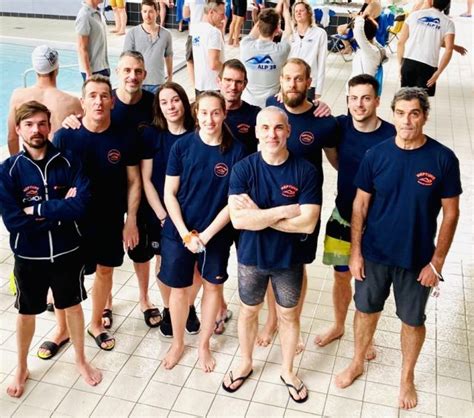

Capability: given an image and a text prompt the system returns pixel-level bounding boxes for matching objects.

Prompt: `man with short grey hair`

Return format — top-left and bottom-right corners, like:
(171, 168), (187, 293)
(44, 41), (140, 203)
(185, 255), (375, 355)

(75, 0), (110, 80)
(335, 87), (462, 410)
(223, 106), (321, 403)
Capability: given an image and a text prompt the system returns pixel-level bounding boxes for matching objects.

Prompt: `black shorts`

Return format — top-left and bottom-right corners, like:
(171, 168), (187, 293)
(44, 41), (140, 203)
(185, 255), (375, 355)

(401, 58), (437, 97)
(232, 0), (247, 17)
(14, 252), (87, 315)
(185, 35), (193, 62)
(127, 205), (158, 263)
(238, 263), (304, 308)
(84, 213), (125, 272)
(354, 259), (431, 326)
(159, 235), (231, 288)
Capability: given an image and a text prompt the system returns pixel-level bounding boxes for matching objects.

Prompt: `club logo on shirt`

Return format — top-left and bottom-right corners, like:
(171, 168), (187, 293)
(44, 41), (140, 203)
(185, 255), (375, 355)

(107, 149), (121, 164)
(299, 131), (315, 145)
(417, 16), (441, 29)
(192, 36), (200, 46)
(416, 172), (436, 186)
(22, 185), (42, 202)
(214, 163), (229, 177)
(245, 55), (277, 70)
(237, 123), (251, 133)
(281, 184), (299, 198)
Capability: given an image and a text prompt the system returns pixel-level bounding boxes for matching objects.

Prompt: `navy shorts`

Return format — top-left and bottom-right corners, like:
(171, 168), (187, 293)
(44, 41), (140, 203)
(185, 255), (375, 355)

(354, 260), (431, 327)
(159, 236), (231, 288)
(14, 251), (87, 315)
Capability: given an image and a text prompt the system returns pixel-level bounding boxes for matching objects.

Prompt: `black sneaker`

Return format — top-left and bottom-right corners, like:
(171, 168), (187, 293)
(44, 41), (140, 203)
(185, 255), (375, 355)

(185, 305), (201, 334)
(159, 307), (173, 338)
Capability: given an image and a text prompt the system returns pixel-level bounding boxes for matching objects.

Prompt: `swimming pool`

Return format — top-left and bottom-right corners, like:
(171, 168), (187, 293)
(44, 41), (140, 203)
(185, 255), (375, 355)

(0, 41), (118, 148)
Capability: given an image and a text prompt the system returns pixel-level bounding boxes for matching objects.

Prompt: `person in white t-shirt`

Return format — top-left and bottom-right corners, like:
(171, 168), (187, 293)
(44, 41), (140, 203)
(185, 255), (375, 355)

(183, 0), (206, 88)
(397, 0), (455, 96)
(288, 0), (327, 100)
(191, 0), (226, 94)
(240, 8), (291, 108)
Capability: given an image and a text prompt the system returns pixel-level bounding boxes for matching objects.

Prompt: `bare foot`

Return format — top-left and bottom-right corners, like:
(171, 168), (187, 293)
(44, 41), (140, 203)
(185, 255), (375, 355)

(223, 362), (253, 391)
(334, 362), (364, 388)
(295, 335), (305, 355)
(314, 326), (344, 347)
(7, 368), (29, 398)
(399, 379), (417, 409)
(256, 321), (277, 347)
(77, 361), (102, 386)
(163, 343), (184, 370)
(365, 340), (377, 361)
(198, 346), (216, 373)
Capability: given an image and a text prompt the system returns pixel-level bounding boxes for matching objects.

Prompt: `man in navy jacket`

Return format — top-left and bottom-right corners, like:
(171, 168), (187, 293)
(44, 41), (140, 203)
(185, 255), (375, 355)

(0, 101), (102, 398)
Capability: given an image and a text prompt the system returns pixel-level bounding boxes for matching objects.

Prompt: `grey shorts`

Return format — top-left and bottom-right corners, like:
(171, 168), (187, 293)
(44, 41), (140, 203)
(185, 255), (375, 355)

(354, 259), (431, 326)
(238, 263), (304, 308)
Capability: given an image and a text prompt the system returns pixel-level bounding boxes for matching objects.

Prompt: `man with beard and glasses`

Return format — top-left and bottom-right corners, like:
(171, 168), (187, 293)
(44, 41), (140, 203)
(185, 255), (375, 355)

(0, 101), (102, 398)
(316, 74), (395, 355)
(217, 59), (261, 155)
(260, 58), (338, 350)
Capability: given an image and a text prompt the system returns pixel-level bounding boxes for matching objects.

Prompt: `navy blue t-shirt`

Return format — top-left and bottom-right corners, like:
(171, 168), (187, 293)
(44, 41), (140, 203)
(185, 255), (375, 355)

(355, 137), (462, 271)
(336, 115), (396, 221)
(265, 97), (339, 180)
(225, 101), (261, 154)
(229, 152), (322, 269)
(163, 132), (247, 242)
(53, 125), (140, 214)
(111, 89), (154, 130)
(141, 126), (193, 202)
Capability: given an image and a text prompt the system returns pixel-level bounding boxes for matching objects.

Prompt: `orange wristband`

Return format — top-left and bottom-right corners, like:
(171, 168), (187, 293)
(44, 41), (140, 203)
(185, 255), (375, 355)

(182, 230), (199, 245)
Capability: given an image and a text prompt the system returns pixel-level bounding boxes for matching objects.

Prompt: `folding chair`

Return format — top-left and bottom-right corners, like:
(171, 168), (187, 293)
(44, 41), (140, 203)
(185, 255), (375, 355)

(386, 14), (406, 53)
(329, 31), (356, 62)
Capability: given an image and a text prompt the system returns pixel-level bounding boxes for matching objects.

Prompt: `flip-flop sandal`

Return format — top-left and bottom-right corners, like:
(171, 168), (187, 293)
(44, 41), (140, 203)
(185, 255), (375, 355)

(37, 338), (70, 360)
(102, 309), (113, 329)
(87, 329), (115, 351)
(214, 319), (226, 335)
(223, 309), (233, 323)
(222, 369), (253, 393)
(143, 307), (162, 328)
(280, 375), (309, 403)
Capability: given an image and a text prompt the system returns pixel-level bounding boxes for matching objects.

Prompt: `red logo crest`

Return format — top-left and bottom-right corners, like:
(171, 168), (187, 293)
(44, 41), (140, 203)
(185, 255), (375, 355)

(281, 184), (299, 198)
(214, 163), (229, 177)
(237, 123), (250, 134)
(107, 149), (121, 164)
(23, 185), (39, 197)
(299, 131), (314, 145)
(416, 172), (436, 186)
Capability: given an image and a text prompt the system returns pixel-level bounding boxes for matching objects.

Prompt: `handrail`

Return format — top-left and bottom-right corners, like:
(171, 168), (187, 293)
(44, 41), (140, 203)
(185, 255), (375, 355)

(23, 64), (79, 87)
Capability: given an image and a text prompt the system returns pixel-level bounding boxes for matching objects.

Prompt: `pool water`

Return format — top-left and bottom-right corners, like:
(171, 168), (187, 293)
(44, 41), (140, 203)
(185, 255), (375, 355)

(0, 42), (118, 148)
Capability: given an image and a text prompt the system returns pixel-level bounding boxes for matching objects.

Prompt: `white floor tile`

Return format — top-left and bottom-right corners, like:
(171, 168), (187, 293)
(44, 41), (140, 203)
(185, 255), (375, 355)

(56, 389), (101, 417)
(172, 387), (214, 416)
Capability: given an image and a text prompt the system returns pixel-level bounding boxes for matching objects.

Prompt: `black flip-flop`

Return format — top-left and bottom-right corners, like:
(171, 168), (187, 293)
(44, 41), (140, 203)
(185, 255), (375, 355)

(143, 307), (162, 328)
(87, 329), (115, 351)
(222, 369), (253, 393)
(102, 309), (113, 329)
(37, 338), (70, 360)
(280, 375), (309, 403)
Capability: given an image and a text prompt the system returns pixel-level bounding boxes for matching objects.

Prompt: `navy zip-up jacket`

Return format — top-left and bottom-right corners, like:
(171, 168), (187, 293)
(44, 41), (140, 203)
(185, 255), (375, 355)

(0, 144), (90, 262)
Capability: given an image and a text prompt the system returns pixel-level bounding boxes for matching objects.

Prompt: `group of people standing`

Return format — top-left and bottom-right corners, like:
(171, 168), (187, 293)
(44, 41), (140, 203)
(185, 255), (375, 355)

(1, 0), (464, 412)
